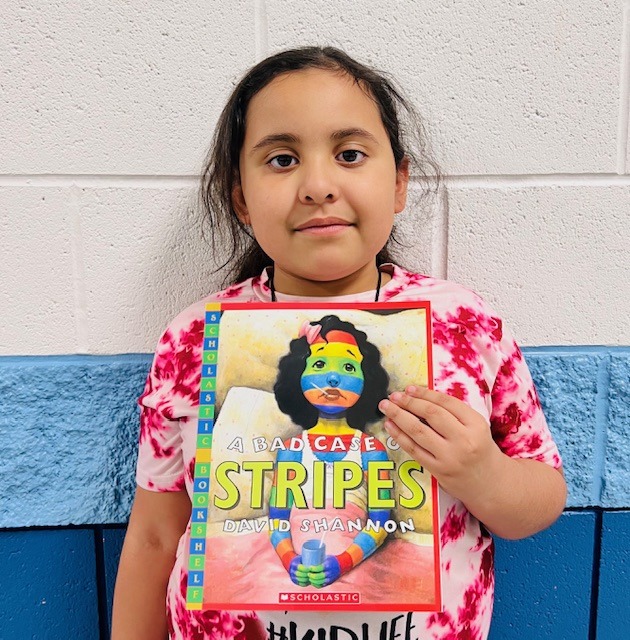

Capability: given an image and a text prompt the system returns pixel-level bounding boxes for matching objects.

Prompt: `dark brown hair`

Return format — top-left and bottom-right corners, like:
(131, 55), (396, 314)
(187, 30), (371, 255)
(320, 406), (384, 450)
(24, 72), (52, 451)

(200, 46), (441, 284)
(274, 315), (390, 430)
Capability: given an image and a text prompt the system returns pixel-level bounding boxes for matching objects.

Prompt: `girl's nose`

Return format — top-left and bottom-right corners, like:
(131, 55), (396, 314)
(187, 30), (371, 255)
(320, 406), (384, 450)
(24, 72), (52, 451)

(326, 372), (340, 387)
(298, 162), (340, 204)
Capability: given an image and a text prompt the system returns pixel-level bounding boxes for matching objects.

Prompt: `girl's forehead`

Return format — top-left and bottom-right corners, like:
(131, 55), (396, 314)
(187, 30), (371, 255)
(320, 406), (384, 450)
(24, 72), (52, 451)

(244, 68), (385, 137)
(308, 341), (364, 361)
(258, 67), (357, 94)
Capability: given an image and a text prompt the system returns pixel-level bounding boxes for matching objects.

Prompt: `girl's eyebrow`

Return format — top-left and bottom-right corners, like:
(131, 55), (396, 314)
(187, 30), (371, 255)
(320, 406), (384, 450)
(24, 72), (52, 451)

(331, 128), (380, 145)
(251, 133), (300, 153)
(250, 128), (380, 154)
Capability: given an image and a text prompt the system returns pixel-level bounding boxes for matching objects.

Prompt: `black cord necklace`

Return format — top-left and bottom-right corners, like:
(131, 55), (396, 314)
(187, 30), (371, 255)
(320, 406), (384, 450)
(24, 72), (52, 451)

(268, 266), (383, 302)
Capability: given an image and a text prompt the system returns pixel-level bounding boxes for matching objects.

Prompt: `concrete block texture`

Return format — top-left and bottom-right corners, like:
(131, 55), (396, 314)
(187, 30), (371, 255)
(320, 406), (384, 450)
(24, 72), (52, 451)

(78, 186), (223, 354)
(597, 511), (630, 639)
(1, 0), (256, 174)
(90, 182), (444, 354)
(602, 353), (630, 507)
(266, 0), (621, 175)
(5, 182), (626, 354)
(447, 185), (630, 345)
(0, 185), (227, 356)
(625, 4), (630, 174)
(0, 187), (77, 354)
(383, 182), (444, 278)
(491, 512), (595, 639)
(1, 348), (624, 529)
(526, 351), (600, 507)
(1, 182), (442, 356)
(0, 529), (99, 639)
(102, 528), (126, 638)
(0, 355), (150, 527)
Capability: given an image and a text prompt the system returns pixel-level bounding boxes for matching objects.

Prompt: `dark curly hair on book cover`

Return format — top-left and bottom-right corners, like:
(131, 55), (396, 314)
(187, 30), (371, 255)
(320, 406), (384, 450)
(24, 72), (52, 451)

(273, 315), (390, 430)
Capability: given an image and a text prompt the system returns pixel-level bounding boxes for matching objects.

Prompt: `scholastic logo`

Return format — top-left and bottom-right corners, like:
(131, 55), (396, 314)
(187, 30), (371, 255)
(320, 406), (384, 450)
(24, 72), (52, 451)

(278, 592), (360, 604)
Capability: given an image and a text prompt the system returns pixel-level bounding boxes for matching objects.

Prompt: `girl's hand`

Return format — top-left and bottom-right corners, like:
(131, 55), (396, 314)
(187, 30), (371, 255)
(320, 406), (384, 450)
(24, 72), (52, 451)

(288, 555), (342, 588)
(379, 385), (503, 504)
(307, 555), (342, 588)
(288, 555), (310, 587)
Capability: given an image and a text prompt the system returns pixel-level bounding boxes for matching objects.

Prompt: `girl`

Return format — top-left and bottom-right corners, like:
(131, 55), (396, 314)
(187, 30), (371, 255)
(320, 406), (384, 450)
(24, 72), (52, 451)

(112, 46), (566, 640)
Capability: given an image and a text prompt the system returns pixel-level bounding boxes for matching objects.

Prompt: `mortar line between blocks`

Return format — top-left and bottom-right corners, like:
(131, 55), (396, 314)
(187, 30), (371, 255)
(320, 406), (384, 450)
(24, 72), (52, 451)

(588, 510), (603, 640)
(254, 0), (269, 61)
(0, 175), (199, 188)
(93, 527), (110, 640)
(443, 173), (630, 189)
(617, 1), (630, 174)
(69, 186), (89, 353)
(2, 173), (630, 189)
(592, 356), (611, 505)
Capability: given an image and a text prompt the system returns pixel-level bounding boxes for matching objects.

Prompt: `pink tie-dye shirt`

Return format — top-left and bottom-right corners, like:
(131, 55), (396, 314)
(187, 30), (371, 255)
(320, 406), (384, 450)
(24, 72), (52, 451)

(136, 264), (562, 640)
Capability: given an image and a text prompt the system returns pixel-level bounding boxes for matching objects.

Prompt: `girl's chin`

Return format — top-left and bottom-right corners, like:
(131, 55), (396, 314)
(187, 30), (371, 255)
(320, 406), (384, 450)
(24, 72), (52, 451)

(271, 262), (379, 295)
(316, 407), (349, 416)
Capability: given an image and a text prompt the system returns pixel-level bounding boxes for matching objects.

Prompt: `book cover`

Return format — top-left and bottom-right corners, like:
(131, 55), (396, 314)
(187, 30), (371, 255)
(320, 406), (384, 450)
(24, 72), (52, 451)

(186, 301), (441, 611)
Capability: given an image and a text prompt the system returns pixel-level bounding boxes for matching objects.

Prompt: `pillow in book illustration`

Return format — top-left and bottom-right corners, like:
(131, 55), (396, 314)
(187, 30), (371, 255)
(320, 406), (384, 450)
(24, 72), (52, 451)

(208, 386), (300, 523)
(215, 308), (429, 409)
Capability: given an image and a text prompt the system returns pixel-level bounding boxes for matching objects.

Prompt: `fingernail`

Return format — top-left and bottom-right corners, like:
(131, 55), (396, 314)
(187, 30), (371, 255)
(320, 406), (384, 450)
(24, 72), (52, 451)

(406, 385), (418, 394)
(383, 420), (394, 431)
(379, 399), (390, 411)
(389, 391), (403, 402)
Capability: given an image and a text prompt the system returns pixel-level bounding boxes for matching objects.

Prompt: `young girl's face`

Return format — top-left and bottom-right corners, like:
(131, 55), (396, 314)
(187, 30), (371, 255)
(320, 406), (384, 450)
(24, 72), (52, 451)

(300, 339), (365, 416)
(235, 68), (409, 296)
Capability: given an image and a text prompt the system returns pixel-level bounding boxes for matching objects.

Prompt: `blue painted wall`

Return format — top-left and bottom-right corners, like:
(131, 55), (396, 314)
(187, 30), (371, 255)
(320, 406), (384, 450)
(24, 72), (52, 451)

(0, 348), (628, 638)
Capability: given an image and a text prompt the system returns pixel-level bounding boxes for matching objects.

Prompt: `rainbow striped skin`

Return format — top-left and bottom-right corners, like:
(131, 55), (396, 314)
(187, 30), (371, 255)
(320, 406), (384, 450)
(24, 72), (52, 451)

(302, 388), (362, 414)
(300, 349), (364, 416)
(269, 432), (392, 587)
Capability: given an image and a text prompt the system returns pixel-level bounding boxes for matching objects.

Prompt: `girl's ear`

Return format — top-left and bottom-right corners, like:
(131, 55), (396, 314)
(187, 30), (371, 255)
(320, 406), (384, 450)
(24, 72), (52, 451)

(394, 157), (410, 214)
(232, 183), (250, 225)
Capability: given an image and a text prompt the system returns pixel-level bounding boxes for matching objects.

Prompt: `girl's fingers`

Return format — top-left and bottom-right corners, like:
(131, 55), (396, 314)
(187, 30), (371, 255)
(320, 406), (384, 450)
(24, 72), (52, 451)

(384, 391), (460, 439)
(404, 385), (482, 426)
(379, 399), (443, 455)
(382, 419), (436, 465)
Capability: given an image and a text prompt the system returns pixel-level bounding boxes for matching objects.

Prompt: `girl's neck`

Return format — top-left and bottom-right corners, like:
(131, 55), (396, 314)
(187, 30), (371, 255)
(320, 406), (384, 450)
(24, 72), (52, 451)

(309, 417), (355, 435)
(269, 263), (390, 299)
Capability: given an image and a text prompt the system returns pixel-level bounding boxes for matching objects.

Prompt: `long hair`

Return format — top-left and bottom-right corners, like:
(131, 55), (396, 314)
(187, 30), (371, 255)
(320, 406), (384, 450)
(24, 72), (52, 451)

(273, 315), (389, 430)
(200, 46), (442, 284)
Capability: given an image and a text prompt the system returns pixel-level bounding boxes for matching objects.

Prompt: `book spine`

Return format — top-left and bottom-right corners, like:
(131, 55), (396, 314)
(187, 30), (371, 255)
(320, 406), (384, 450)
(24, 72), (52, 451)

(186, 303), (222, 609)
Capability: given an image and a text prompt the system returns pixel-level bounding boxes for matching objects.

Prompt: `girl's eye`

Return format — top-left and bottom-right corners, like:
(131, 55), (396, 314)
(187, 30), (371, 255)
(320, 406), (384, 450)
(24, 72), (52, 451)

(268, 154), (298, 169)
(337, 149), (366, 164)
(343, 363), (357, 373)
(312, 360), (326, 370)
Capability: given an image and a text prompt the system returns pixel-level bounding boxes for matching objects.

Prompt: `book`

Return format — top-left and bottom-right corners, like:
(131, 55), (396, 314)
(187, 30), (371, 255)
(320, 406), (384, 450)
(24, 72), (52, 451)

(186, 301), (441, 612)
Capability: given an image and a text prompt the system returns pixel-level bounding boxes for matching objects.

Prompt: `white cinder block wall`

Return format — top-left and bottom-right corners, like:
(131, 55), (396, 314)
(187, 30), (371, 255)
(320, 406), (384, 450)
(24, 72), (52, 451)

(2, 0), (629, 355)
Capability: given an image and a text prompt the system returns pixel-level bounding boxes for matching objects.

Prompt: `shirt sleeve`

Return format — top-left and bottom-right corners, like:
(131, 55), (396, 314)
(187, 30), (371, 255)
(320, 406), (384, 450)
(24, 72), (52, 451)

(490, 324), (562, 469)
(135, 315), (204, 491)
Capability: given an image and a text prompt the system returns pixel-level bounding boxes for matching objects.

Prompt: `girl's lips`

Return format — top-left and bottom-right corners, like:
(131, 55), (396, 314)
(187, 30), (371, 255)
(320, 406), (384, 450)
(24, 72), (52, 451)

(297, 223), (351, 236)
(295, 218), (353, 236)
(319, 388), (343, 400)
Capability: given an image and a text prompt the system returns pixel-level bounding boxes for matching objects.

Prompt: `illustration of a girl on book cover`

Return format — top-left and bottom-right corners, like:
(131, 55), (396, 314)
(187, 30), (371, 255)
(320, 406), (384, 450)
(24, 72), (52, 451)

(270, 315), (392, 588)
(198, 306), (439, 610)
